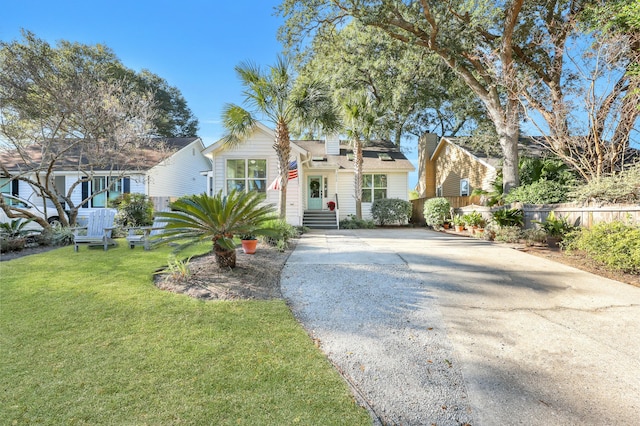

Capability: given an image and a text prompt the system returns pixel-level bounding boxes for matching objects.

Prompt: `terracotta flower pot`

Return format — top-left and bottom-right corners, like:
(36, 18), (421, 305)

(241, 239), (258, 254)
(455, 225), (465, 232)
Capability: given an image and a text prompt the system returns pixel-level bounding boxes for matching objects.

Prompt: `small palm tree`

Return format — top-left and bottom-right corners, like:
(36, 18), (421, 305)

(155, 191), (276, 269)
(221, 55), (337, 219)
(341, 93), (378, 219)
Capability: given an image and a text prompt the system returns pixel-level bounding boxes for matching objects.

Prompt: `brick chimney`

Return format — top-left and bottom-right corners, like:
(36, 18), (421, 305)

(416, 133), (439, 198)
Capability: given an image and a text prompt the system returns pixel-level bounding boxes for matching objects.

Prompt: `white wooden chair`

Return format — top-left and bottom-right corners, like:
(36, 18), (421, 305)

(73, 209), (117, 252)
(126, 215), (167, 250)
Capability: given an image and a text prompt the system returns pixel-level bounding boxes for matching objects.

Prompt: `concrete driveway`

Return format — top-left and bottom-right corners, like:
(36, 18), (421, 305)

(281, 228), (640, 425)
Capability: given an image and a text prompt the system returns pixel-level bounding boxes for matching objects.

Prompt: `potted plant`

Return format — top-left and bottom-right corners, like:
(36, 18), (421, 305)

(534, 211), (573, 248)
(327, 201), (336, 211)
(462, 211), (483, 233)
(240, 234), (258, 254)
(452, 214), (465, 232)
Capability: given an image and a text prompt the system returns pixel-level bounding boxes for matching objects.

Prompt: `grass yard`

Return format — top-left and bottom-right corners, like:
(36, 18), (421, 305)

(0, 242), (370, 425)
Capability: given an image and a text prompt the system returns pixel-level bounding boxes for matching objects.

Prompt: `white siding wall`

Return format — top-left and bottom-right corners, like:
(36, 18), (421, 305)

(147, 141), (210, 197)
(208, 131), (302, 225)
(337, 171), (409, 220)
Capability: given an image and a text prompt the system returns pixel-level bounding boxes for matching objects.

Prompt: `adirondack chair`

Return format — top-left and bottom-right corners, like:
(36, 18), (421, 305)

(73, 209), (117, 252)
(125, 215), (168, 250)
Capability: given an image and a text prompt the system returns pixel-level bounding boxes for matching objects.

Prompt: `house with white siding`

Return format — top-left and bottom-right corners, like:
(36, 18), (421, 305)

(203, 122), (415, 228)
(1, 137), (210, 222)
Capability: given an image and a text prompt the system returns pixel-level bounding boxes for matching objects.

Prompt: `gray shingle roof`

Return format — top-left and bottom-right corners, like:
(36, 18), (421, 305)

(293, 140), (415, 171)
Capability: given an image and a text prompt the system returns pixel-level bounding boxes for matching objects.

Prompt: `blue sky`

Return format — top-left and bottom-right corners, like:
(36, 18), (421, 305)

(2, 0), (286, 146)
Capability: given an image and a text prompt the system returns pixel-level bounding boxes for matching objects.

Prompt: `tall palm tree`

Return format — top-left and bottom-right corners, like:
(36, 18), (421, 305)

(155, 191), (276, 268)
(341, 93), (378, 219)
(221, 55), (337, 219)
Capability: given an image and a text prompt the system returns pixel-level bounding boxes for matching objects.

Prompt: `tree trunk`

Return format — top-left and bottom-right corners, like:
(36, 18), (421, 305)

(354, 138), (363, 219)
(214, 242), (237, 269)
(274, 119), (291, 220)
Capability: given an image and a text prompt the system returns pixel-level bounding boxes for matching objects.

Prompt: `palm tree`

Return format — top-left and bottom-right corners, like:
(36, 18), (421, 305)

(341, 93), (378, 219)
(221, 55), (337, 219)
(155, 190), (276, 269)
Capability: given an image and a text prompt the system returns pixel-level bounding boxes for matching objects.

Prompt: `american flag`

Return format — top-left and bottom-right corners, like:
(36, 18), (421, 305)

(288, 160), (298, 180)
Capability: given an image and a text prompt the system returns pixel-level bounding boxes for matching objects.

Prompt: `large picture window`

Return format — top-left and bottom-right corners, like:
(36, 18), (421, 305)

(88, 177), (128, 207)
(362, 174), (387, 203)
(226, 159), (267, 193)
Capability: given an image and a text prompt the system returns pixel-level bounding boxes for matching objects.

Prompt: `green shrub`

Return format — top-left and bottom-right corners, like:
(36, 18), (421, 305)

(0, 236), (26, 253)
(565, 221), (640, 274)
(504, 180), (570, 204)
(522, 228), (547, 246)
(569, 164), (640, 203)
(462, 210), (484, 227)
(340, 215), (376, 229)
(261, 218), (300, 250)
(372, 198), (412, 226)
(0, 218), (35, 238)
(49, 225), (75, 246)
(423, 197), (451, 228)
(112, 193), (154, 228)
(492, 225), (522, 243)
(534, 211), (574, 238)
(492, 208), (524, 227)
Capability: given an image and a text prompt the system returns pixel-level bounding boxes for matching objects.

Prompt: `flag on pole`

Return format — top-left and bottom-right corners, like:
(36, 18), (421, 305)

(267, 176), (282, 191)
(288, 160), (298, 180)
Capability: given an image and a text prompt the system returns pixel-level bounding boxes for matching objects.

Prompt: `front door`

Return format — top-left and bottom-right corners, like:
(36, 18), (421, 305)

(308, 176), (322, 210)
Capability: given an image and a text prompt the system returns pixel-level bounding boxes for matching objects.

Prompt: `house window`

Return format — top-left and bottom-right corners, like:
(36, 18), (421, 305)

(0, 178), (11, 194)
(89, 177), (128, 207)
(226, 159), (267, 193)
(362, 174), (387, 203)
(460, 178), (470, 196)
(436, 185), (443, 197)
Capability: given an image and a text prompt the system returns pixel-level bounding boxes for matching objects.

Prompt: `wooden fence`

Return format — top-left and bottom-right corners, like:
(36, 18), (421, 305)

(410, 196), (481, 225)
(456, 202), (640, 229)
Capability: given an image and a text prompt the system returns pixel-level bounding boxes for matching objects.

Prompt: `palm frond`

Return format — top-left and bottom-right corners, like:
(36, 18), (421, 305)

(220, 103), (256, 148)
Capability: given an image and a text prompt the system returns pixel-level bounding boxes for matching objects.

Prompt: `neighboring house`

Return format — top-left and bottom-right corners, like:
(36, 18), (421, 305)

(416, 134), (546, 201)
(203, 122), (415, 227)
(0, 137), (211, 219)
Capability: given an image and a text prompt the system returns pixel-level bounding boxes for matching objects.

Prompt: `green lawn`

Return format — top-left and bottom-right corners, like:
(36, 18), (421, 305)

(0, 242), (369, 425)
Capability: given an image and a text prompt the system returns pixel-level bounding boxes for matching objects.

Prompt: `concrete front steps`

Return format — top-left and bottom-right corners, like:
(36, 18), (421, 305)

(303, 210), (338, 229)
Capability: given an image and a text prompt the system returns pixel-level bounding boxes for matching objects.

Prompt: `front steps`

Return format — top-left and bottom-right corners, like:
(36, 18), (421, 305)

(303, 210), (338, 229)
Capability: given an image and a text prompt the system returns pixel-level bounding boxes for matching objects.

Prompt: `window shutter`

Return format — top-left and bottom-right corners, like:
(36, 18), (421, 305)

(123, 177), (130, 193)
(81, 181), (89, 208)
(12, 180), (19, 196)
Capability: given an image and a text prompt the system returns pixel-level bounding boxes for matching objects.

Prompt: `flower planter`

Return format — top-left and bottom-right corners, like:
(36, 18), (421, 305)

(455, 225), (465, 232)
(241, 239), (258, 254)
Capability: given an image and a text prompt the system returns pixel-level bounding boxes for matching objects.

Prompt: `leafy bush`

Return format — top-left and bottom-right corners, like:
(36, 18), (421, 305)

(112, 193), (154, 228)
(340, 215), (376, 229)
(1, 236), (26, 253)
(492, 225), (522, 243)
(534, 211), (574, 237)
(49, 225), (75, 246)
(261, 218), (300, 250)
(0, 218), (35, 238)
(504, 179), (570, 204)
(565, 221), (640, 274)
(492, 208), (524, 227)
(569, 164), (640, 203)
(372, 198), (412, 226)
(522, 228), (547, 246)
(462, 210), (484, 227)
(423, 197), (451, 228)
